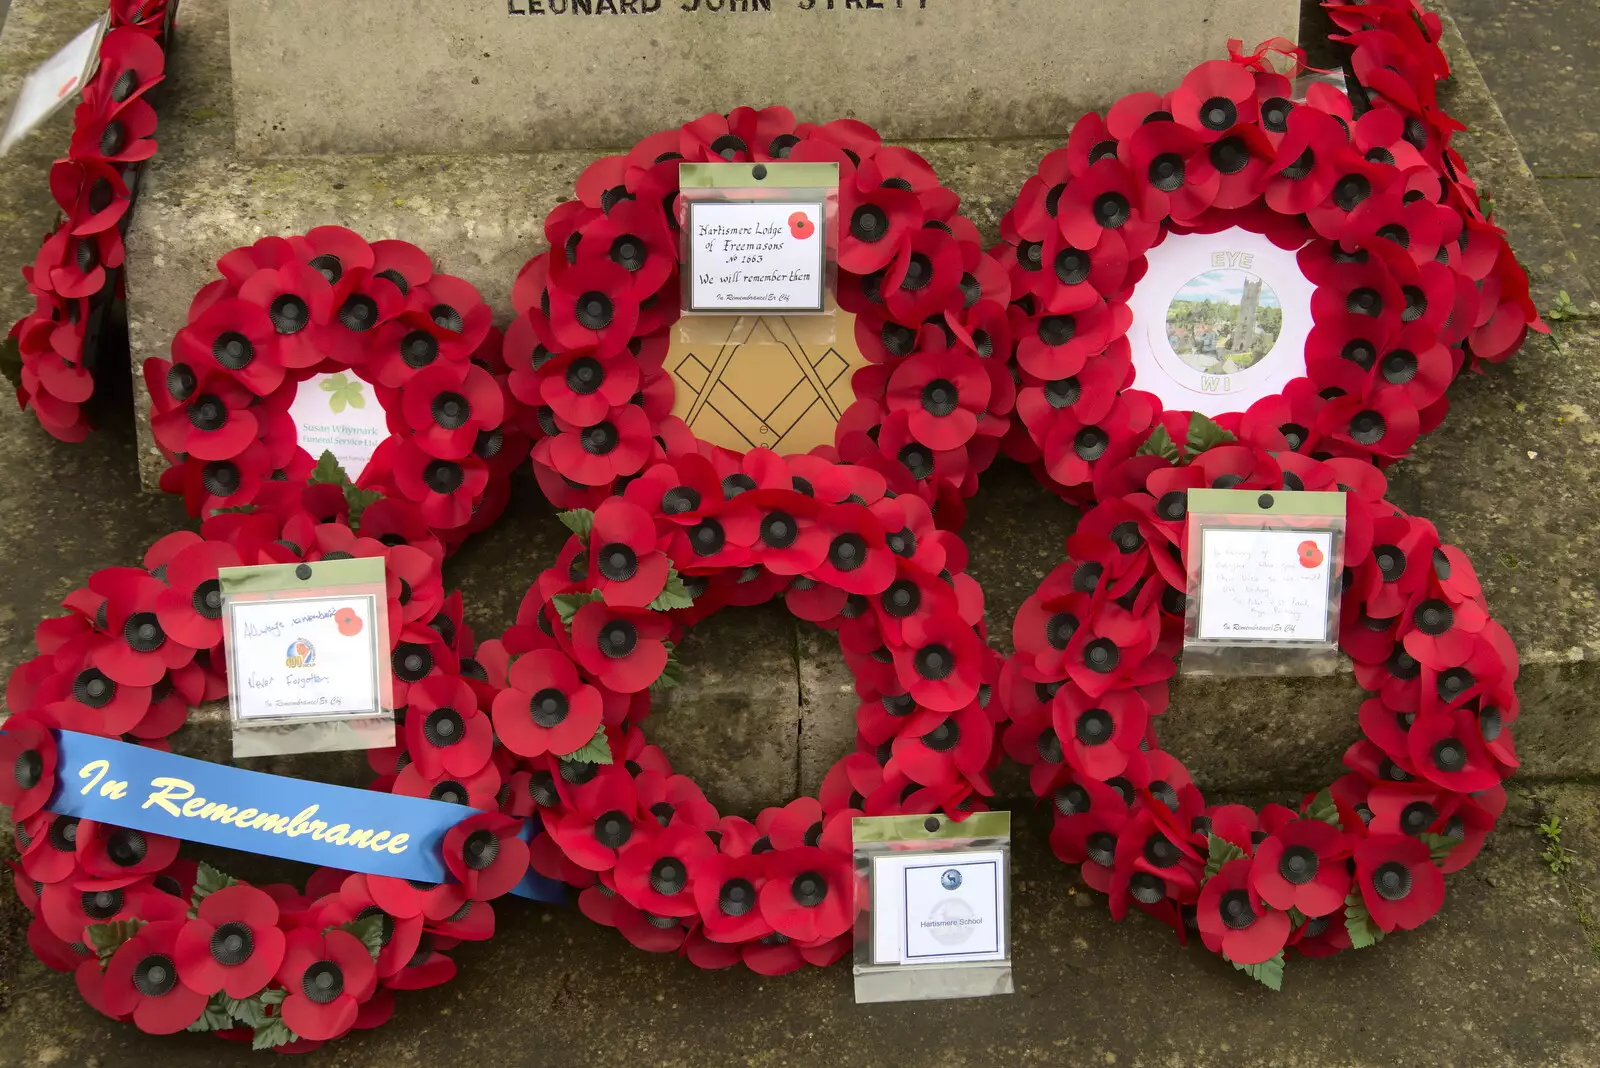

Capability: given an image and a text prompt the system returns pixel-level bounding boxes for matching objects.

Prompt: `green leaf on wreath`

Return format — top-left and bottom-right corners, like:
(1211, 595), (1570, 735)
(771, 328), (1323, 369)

(343, 482), (384, 527)
(1418, 832), (1459, 865)
(186, 994), (239, 1033)
(1344, 888), (1385, 949)
(647, 569), (695, 612)
(224, 993), (269, 1029)
(310, 449), (351, 486)
(1304, 788), (1341, 828)
(189, 861), (238, 916)
(1186, 412), (1237, 457)
(559, 508), (596, 539)
(0, 336), (22, 391)
(1229, 950), (1285, 991)
(649, 642), (685, 695)
(551, 591), (606, 626)
(86, 918), (147, 961)
(1136, 424), (1181, 463)
(252, 1015), (299, 1051)
(340, 913), (387, 961)
(1287, 906), (1308, 930)
(1203, 834), (1246, 880)
(566, 725), (613, 765)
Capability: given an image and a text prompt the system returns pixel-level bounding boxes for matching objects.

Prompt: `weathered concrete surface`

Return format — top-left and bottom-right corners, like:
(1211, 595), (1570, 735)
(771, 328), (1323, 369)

(227, 0), (1300, 158)
(4, 790), (1600, 1065)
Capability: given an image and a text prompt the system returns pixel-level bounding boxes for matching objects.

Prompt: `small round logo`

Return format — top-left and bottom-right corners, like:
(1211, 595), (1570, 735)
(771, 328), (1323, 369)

(284, 638), (316, 668)
(940, 868), (963, 891)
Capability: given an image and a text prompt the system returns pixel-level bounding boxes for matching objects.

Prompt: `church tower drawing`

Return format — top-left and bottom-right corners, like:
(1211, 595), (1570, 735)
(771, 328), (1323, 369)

(1229, 277), (1262, 355)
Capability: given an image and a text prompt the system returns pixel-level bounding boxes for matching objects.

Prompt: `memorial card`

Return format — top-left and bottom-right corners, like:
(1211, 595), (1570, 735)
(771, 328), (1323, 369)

(219, 557), (396, 756)
(687, 200), (826, 313)
(870, 850), (1008, 966)
(1182, 488), (1347, 676)
(0, 17), (108, 155)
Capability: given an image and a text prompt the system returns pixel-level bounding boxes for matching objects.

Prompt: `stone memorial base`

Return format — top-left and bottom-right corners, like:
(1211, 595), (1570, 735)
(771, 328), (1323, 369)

(111, 0), (1600, 812)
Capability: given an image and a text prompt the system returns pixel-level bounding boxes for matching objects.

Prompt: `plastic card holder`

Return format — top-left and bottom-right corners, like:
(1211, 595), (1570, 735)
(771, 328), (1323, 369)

(219, 557), (395, 758)
(1182, 488), (1347, 677)
(852, 811), (1013, 1004)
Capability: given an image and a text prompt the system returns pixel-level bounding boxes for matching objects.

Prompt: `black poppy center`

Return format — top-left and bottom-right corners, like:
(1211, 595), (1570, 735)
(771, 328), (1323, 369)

(1093, 192), (1131, 228)
(1083, 638), (1120, 673)
(209, 921), (255, 966)
(661, 486), (700, 515)
(1341, 339), (1376, 370)
(582, 421), (619, 455)
(599, 620), (638, 658)
(791, 871), (828, 908)
(920, 717), (961, 752)
(1220, 889), (1256, 929)
(851, 204), (889, 243)
(1075, 708), (1113, 745)
(595, 810), (632, 849)
(1374, 545), (1406, 582)
(463, 828), (500, 870)
(528, 687), (570, 728)
(1279, 845), (1319, 885)
(882, 580), (921, 618)
(1416, 599), (1453, 635)
(761, 510), (798, 549)
(422, 459), (465, 495)
(1347, 287), (1383, 316)
(211, 329), (255, 372)
(432, 391), (471, 430)
(106, 828), (148, 867)
(123, 612), (165, 653)
(1149, 153), (1186, 192)
(268, 294), (308, 334)
(1209, 136), (1251, 176)
(99, 120), (126, 156)
(899, 253), (933, 292)
(915, 645), (954, 681)
(1348, 410), (1386, 445)
(1334, 174), (1372, 212)
(610, 235), (648, 272)
(401, 330), (438, 369)
(1200, 96), (1238, 130)
(828, 533), (866, 571)
(576, 292), (614, 331)
(13, 749), (42, 791)
(719, 877), (756, 916)
(1382, 349), (1418, 385)
(566, 356), (604, 396)
(650, 857), (688, 895)
(921, 378), (958, 417)
(1373, 861), (1412, 900)
(690, 518), (726, 556)
(133, 953), (178, 997)
(899, 443), (934, 480)
(423, 707), (464, 747)
(1039, 314), (1077, 347)
(302, 960), (345, 1004)
(339, 294), (379, 332)
(600, 543), (639, 582)
(1432, 737), (1467, 773)
(1279, 147), (1315, 181)
(1074, 426), (1109, 461)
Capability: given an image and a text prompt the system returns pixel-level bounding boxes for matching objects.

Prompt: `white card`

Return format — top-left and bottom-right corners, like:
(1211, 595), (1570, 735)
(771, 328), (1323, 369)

(0, 18), (107, 156)
(227, 594), (383, 721)
(871, 850), (1007, 965)
(288, 372), (389, 480)
(1126, 227), (1314, 418)
(687, 201), (825, 313)
(1196, 528), (1334, 642)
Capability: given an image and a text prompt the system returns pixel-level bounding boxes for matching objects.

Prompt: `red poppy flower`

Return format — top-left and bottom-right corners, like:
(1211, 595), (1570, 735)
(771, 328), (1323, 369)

(1263, 107), (1346, 216)
(171, 297), (285, 395)
(757, 846), (853, 944)
(805, 503), (895, 598)
(152, 539), (240, 651)
(387, 439), (489, 530)
(885, 345), (992, 451)
(569, 602), (670, 694)
(403, 675), (492, 780)
(546, 765), (641, 871)
(613, 823), (716, 918)
(889, 610), (983, 713)
(1055, 161), (1162, 257)
(442, 812), (530, 901)
(87, 568), (194, 687)
(1171, 59), (1260, 140)
(50, 158), (130, 237)
(889, 697), (993, 790)
(0, 723), (57, 820)
(171, 884), (287, 998)
(1196, 857), (1290, 965)
(1120, 120), (1216, 223)
(1249, 819), (1352, 918)
(275, 927), (376, 1041)
(538, 403), (654, 488)
(237, 262), (335, 369)
(587, 497), (671, 609)
(492, 648), (604, 759)
(1050, 682), (1149, 782)
(150, 371), (260, 462)
(400, 360), (505, 461)
(1353, 833), (1445, 932)
(75, 820), (181, 879)
(98, 920), (208, 1034)
(690, 851), (774, 943)
(70, 94), (158, 164)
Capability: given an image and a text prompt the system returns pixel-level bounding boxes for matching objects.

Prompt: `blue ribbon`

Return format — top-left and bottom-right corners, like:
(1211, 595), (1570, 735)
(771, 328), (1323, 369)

(43, 730), (564, 904)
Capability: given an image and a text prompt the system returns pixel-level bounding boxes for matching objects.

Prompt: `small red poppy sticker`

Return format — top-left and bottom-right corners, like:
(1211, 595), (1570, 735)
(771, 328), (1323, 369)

(335, 606), (363, 636)
(788, 211), (815, 240)
(1297, 540), (1325, 569)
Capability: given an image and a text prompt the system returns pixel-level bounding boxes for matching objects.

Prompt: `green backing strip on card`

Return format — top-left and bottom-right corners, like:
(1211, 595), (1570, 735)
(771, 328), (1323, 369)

(679, 162), (840, 190)
(1187, 488), (1346, 519)
(852, 811), (1011, 844)
(218, 557), (385, 594)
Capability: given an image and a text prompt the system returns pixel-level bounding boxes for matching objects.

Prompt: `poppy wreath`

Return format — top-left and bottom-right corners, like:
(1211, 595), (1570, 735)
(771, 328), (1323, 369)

(995, 3), (1543, 502)
(5, 0), (175, 442)
(0, 480), (550, 1051)
(999, 437), (1517, 989)
(481, 445), (1004, 974)
(141, 228), (524, 553)
(511, 105), (1015, 531)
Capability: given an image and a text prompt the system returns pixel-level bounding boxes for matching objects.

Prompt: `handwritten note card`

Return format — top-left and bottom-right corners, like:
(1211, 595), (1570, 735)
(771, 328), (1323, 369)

(0, 18), (107, 155)
(1196, 528), (1333, 642)
(228, 594), (383, 721)
(688, 201), (825, 313)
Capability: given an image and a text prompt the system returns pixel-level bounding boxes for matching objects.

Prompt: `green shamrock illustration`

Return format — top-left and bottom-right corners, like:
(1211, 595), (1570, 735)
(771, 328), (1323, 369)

(320, 372), (366, 414)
